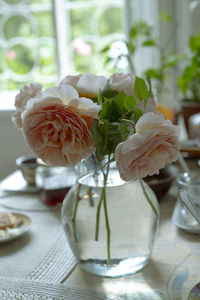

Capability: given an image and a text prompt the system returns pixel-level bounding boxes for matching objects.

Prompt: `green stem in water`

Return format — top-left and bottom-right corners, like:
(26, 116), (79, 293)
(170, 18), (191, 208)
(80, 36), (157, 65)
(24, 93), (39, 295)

(139, 179), (159, 217)
(87, 186), (94, 207)
(94, 154), (111, 264)
(71, 182), (81, 242)
(95, 189), (104, 241)
(102, 184), (111, 264)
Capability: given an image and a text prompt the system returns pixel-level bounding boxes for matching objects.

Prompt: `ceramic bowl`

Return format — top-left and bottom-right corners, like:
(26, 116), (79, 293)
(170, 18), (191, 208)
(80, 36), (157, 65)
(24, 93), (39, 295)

(144, 164), (178, 201)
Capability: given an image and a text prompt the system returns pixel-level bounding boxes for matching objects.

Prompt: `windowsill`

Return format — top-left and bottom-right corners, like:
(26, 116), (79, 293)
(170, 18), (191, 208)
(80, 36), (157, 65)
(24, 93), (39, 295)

(0, 91), (16, 112)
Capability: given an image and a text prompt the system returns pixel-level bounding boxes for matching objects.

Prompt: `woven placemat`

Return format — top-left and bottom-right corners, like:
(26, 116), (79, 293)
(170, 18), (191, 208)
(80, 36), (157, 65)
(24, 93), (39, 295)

(0, 195), (76, 283)
(0, 277), (120, 300)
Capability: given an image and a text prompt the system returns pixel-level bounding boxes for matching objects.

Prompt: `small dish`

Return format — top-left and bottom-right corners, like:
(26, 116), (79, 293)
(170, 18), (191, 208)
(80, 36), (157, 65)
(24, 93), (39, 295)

(0, 170), (39, 193)
(144, 164), (178, 200)
(172, 200), (200, 233)
(0, 213), (31, 243)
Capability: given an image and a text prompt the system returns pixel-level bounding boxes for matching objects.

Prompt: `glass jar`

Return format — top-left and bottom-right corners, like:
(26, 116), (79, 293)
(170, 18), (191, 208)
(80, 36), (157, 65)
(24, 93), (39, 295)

(177, 172), (200, 227)
(61, 163), (159, 277)
(36, 161), (77, 206)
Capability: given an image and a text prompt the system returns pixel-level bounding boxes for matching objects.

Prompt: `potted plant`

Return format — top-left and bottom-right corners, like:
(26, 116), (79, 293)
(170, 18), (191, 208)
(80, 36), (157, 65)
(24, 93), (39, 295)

(100, 13), (182, 103)
(177, 32), (200, 135)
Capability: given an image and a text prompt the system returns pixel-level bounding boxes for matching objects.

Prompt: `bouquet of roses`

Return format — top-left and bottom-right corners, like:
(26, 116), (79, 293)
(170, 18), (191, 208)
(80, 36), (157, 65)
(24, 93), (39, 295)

(12, 72), (179, 178)
(12, 72), (180, 263)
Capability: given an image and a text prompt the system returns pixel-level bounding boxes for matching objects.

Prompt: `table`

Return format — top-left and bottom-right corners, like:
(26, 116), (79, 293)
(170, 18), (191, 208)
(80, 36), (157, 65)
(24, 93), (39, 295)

(0, 160), (200, 300)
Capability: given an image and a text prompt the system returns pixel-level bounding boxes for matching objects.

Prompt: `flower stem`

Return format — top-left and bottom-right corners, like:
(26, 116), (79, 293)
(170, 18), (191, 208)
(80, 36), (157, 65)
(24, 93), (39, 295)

(87, 187), (94, 206)
(95, 189), (104, 241)
(94, 154), (111, 264)
(139, 179), (159, 217)
(71, 183), (81, 242)
(102, 184), (111, 264)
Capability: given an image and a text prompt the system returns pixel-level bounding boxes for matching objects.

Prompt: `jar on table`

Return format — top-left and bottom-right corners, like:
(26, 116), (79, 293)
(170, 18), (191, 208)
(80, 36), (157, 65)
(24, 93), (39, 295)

(176, 172), (200, 227)
(36, 160), (77, 206)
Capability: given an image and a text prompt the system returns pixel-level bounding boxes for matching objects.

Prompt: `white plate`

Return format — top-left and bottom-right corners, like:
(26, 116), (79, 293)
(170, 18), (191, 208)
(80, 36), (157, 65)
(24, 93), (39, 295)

(0, 170), (39, 193)
(172, 200), (200, 233)
(0, 213), (31, 243)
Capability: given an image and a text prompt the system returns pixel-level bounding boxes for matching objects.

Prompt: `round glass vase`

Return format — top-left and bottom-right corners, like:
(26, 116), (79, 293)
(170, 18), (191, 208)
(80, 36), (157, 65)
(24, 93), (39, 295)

(61, 165), (159, 278)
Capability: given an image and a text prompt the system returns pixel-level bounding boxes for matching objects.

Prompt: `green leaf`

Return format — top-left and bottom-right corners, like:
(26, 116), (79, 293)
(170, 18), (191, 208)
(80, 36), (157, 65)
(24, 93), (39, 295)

(177, 77), (188, 95)
(158, 12), (172, 22)
(146, 73), (153, 97)
(99, 98), (112, 120)
(119, 123), (130, 141)
(106, 122), (122, 153)
(110, 92), (127, 120)
(144, 68), (160, 79)
(134, 76), (149, 101)
(97, 91), (103, 105)
(91, 119), (109, 157)
(130, 27), (137, 39)
(102, 90), (118, 98)
(100, 45), (111, 53)
(91, 120), (104, 148)
(143, 40), (155, 47)
(133, 108), (143, 123)
(104, 56), (113, 65)
(123, 96), (137, 110)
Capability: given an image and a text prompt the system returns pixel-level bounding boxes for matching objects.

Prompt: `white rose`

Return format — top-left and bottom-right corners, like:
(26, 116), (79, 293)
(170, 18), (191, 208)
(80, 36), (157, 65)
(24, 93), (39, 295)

(60, 72), (107, 97)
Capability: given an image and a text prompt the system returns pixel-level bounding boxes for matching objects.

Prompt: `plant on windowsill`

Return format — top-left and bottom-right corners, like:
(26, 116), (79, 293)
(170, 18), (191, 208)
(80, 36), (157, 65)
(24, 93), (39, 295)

(100, 13), (183, 103)
(177, 32), (200, 135)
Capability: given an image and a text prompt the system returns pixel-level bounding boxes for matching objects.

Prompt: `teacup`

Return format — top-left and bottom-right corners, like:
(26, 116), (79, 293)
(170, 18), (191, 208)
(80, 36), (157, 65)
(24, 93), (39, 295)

(16, 155), (38, 185)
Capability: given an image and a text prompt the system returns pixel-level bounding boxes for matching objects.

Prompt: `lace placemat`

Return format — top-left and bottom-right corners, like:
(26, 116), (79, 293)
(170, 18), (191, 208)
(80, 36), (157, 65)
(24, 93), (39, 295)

(0, 194), (76, 283)
(0, 277), (120, 300)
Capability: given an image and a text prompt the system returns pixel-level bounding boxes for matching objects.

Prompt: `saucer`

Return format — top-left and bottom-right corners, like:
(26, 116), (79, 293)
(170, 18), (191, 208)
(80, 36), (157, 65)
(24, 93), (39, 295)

(172, 200), (200, 233)
(0, 170), (39, 193)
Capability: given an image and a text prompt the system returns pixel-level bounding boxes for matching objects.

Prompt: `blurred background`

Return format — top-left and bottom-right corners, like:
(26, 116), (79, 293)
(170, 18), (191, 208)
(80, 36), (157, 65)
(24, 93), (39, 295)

(0, 0), (200, 180)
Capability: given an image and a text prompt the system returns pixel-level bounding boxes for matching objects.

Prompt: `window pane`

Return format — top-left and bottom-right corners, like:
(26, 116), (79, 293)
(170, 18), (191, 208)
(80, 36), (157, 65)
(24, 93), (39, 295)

(4, 15), (33, 39)
(0, 0), (57, 91)
(67, 1), (124, 75)
(98, 7), (122, 36)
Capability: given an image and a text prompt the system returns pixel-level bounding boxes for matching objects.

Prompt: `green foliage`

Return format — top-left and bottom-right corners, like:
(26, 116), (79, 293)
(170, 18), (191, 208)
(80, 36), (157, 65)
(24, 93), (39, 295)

(100, 20), (156, 74)
(100, 12), (182, 98)
(178, 32), (200, 102)
(91, 76), (152, 157)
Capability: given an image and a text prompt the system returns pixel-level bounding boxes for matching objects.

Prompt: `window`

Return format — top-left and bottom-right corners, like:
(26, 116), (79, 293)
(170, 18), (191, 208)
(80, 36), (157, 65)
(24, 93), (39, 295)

(0, 0), (57, 92)
(1, 0), (198, 108)
(0, 0), (124, 95)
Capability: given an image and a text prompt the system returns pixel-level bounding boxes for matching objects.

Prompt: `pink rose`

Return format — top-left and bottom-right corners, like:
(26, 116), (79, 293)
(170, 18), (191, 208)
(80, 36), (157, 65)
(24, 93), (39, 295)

(12, 82), (42, 128)
(60, 72), (107, 97)
(109, 73), (157, 113)
(115, 112), (180, 181)
(19, 85), (101, 166)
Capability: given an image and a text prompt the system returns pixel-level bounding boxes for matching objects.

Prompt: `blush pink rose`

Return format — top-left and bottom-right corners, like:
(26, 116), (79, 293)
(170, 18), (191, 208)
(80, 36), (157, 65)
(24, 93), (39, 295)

(115, 112), (180, 181)
(109, 73), (157, 113)
(12, 82), (42, 128)
(18, 85), (101, 166)
(22, 104), (95, 166)
(60, 72), (107, 97)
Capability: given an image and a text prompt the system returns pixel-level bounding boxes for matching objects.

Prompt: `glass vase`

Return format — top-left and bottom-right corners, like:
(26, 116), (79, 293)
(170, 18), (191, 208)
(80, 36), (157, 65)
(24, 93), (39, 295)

(61, 163), (159, 278)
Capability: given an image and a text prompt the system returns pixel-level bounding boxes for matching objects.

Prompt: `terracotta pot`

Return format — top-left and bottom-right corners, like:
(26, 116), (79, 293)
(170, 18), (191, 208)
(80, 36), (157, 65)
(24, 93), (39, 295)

(181, 100), (200, 137)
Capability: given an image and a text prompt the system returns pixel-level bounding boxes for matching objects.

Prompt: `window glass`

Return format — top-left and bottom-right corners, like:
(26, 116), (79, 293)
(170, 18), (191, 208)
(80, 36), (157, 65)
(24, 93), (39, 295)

(0, 0), (123, 93)
(0, 0), (57, 91)
(68, 1), (123, 75)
